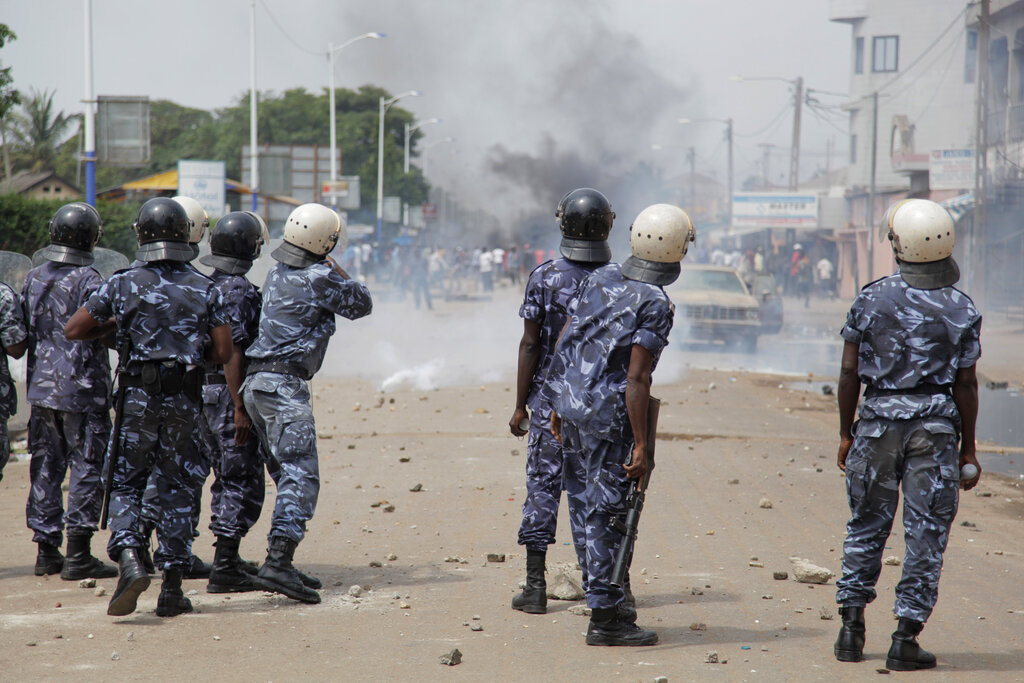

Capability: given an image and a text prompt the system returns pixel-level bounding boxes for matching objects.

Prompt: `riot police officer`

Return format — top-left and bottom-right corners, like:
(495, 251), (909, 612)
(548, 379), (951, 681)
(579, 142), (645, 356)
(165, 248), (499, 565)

(65, 197), (232, 618)
(21, 203), (116, 580)
(242, 203), (372, 604)
(834, 199), (981, 671)
(508, 188), (614, 615)
(547, 204), (695, 646)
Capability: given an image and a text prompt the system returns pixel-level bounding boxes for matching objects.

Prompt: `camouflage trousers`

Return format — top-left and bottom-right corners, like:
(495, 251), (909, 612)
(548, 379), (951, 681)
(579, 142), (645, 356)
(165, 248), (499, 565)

(836, 417), (961, 623)
(517, 410), (565, 551)
(242, 372), (319, 544)
(199, 383), (266, 539)
(106, 387), (200, 570)
(26, 407), (111, 546)
(561, 420), (631, 610)
(140, 425), (207, 539)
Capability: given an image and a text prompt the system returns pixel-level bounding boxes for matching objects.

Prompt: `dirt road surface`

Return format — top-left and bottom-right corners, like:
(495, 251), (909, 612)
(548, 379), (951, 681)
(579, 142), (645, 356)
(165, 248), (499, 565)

(1, 289), (1021, 681)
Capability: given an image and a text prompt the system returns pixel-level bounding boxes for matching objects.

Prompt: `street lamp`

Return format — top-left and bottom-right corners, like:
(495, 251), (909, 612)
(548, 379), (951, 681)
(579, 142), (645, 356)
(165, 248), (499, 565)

(732, 75), (803, 191)
(327, 32), (385, 186)
(678, 117), (734, 228)
(421, 136), (455, 176)
(377, 90), (422, 243)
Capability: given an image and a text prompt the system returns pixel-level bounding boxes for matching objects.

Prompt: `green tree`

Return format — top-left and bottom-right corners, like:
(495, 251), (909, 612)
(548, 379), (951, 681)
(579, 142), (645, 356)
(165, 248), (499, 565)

(0, 24), (21, 191)
(11, 88), (77, 173)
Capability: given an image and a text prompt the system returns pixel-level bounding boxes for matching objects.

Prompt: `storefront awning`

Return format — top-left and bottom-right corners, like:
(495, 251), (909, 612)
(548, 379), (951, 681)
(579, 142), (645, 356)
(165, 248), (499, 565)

(941, 193), (975, 222)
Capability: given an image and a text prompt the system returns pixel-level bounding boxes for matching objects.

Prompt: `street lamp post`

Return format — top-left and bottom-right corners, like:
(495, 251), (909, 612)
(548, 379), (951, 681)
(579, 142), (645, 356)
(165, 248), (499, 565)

(327, 32), (385, 193)
(421, 136), (455, 177)
(678, 117), (734, 228)
(732, 75), (803, 190)
(377, 90), (422, 244)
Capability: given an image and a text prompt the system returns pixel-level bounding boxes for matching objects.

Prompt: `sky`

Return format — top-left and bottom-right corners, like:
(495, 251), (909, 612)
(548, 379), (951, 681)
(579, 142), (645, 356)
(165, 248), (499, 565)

(0, 0), (852, 230)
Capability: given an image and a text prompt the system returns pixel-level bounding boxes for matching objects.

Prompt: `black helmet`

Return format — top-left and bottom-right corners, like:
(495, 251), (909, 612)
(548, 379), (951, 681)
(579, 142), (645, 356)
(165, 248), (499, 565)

(558, 188), (614, 263)
(43, 202), (102, 266)
(199, 211), (265, 275)
(133, 197), (193, 263)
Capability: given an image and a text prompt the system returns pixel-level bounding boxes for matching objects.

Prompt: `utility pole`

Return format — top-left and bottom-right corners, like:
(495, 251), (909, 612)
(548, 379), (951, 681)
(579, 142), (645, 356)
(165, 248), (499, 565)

(973, 0), (990, 303)
(759, 143), (774, 188)
(249, 0), (258, 211)
(82, 0), (95, 206)
(867, 90), (878, 281)
(789, 76), (803, 191)
(726, 118), (734, 229)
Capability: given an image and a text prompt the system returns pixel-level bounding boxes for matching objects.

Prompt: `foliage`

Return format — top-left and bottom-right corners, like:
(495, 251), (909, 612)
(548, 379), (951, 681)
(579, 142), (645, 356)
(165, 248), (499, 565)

(10, 88), (77, 173)
(0, 193), (141, 258)
(0, 24), (19, 127)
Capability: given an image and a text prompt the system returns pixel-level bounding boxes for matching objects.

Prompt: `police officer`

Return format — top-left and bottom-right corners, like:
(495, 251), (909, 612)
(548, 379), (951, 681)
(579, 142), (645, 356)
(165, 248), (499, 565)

(547, 204), (695, 646)
(21, 203), (116, 580)
(242, 203), (372, 604)
(196, 212), (268, 593)
(834, 199), (981, 671)
(0, 266), (26, 486)
(65, 197), (232, 618)
(508, 188), (614, 615)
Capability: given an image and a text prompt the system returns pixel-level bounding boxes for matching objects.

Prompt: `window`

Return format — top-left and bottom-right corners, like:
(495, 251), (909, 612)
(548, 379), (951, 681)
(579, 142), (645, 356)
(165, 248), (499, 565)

(965, 29), (977, 83)
(850, 134), (858, 164)
(872, 35), (898, 72)
(854, 37), (864, 74)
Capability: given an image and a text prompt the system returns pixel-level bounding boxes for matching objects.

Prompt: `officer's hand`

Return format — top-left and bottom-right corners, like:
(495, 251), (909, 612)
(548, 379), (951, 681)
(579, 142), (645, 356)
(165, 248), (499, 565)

(837, 436), (853, 472)
(234, 406), (252, 446)
(623, 443), (648, 480)
(510, 407), (528, 437)
(959, 444), (982, 491)
(550, 412), (562, 443)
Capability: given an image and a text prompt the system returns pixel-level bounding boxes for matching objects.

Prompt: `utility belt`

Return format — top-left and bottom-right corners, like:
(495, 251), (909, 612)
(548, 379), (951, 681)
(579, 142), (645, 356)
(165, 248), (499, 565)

(120, 361), (204, 402)
(246, 360), (310, 381)
(864, 383), (952, 399)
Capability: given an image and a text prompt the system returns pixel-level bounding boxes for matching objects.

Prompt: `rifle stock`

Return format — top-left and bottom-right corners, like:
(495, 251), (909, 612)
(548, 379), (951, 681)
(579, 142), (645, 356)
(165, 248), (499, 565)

(100, 342), (129, 530)
(611, 396), (660, 588)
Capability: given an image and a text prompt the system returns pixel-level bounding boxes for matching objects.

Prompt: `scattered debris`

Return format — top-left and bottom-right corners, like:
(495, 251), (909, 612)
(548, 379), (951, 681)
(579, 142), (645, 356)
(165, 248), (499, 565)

(727, 479), (740, 485)
(820, 607), (834, 620)
(654, 677), (669, 683)
(444, 556), (469, 564)
(705, 651), (719, 663)
(486, 553), (506, 563)
(759, 498), (773, 509)
(94, 587), (106, 597)
(510, 449), (520, 456)
(690, 622), (707, 631)
(976, 491), (992, 498)
(348, 585), (363, 597)
(369, 561), (382, 568)
(126, 632), (135, 642)
(547, 570), (585, 601)
(883, 556), (901, 566)
(79, 578), (96, 589)
(705, 530), (715, 535)
(691, 587), (704, 596)
(399, 456), (410, 462)
(773, 571), (789, 581)
(383, 504), (395, 513)
(876, 668), (891, 675)
(821, 385), (834, 396)
(789, 557), (835, 584)
(409, 483), (422, 492)
(762, 594), (774, 600)
(469, 623), (483, 632)
(386, 553), (398, 561)
(749, 561), (764, 568)
(317, 432), (333, 440)
(961, 520), (977, 528)
(439, 648), (462, 666)
(400, 602), (411, 609)
(567, 605), (592, 617)
(347, 444), (356, 450)
(111, 651), (119, 661)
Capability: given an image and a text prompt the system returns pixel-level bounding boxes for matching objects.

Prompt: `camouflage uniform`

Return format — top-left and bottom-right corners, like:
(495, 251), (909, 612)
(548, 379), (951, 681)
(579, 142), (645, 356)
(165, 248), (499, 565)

(200, 270), (265, 539)
(242, 261), (371, 544)
(544, 264), (674, 609)
(0, 282), (27, 481)
(517, 258), (600, 552)
(86, 261), (228, 570)
(836, 274), (981, 623)
(21, 262), (111, 546)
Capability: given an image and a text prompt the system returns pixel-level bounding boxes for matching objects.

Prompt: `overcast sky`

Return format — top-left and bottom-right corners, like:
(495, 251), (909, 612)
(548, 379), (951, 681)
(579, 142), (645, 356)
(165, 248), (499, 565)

(1, 0), (851, 223)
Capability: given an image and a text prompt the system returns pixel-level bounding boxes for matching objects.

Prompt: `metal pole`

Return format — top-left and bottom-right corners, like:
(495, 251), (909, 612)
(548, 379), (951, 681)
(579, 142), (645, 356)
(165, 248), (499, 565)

(376, 96), (386, 244)
(404, 122), (411, 174)
(328, 42), (337, 182)
(249, 0), (258, 211)
(726, 118), (734, 229)
(867, 90), (878, 281)
(974, 0), (990, 303)
(82, 0), (96, 207)
(790, 76), (803, 191)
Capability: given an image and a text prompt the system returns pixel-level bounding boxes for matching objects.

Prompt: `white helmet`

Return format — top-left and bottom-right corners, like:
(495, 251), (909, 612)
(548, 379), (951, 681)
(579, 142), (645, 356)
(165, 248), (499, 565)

(621, 203), (696, 285)
(885, 198), (959, 289)
(272, 203), (347, 267)
(171, 196), (210, 257)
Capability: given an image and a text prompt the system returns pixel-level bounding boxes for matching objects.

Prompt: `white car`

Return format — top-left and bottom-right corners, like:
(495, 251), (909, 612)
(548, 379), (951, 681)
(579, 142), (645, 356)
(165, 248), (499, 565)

(667, 265), (761, 352)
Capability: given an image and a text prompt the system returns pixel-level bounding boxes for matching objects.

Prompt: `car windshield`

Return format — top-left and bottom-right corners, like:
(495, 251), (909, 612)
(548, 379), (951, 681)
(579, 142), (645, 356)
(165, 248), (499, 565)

(677, 269), (748, 294)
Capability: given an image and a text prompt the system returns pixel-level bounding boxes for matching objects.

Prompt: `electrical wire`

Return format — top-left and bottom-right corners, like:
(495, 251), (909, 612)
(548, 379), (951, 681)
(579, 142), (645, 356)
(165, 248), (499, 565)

(909, 27), (964, 124)
(258, 0), (322, 57)
(735, 100), (792, 138)
(873, 5), (969, 95)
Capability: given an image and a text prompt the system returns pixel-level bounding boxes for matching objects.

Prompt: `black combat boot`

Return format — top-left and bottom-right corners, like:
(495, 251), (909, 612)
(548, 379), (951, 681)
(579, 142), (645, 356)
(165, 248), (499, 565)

(618, 570), (637, 624)
(107, 548), (151, 616)
(34, 541), (65, 576)
(61, 532), (117, 580)
(155, 568), (193, 617)
(184, 552), (211, 580)
(139, 520), (156, 575)
(834, 605), (866, 662)
(511, 549), (547, 614)
(886, 617), (937, 671)
(239, 546), (319, 588)
(585, 606), (658, 646)
(252, 536), (320, 604)
(207, 536), (256, 593)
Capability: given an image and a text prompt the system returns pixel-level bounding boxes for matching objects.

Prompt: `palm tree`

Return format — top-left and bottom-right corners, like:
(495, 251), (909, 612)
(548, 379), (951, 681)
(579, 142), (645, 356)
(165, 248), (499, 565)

(12, 88), (78, 173)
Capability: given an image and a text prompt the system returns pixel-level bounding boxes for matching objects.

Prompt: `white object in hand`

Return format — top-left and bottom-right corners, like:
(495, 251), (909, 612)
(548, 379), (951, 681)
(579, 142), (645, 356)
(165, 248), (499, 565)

(961, 463), (979, 481)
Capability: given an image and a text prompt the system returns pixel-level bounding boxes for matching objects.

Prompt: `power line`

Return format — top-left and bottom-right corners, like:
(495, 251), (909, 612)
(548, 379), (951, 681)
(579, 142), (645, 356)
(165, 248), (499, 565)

(735, 100), (791, 138)
(258, 0), (322, 57)
(872, 5), (969, 97)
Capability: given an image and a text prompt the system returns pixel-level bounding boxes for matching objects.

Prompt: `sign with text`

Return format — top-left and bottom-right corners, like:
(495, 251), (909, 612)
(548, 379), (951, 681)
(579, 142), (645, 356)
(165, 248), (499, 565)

(383, 196), (402, 223)
(732, 192), (818, 229)
(929, 149), (975, 191)
(321, 175), (360, 210)
(177, 160), (226, 219)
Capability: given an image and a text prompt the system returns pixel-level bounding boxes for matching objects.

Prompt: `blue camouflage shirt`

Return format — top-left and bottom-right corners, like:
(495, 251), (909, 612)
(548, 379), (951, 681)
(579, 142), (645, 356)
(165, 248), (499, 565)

(22, 262), (111, 412)
(841, 273), (981, 421)
(246, 261), (373, 379)
(520, 258), (602, 416)
(544, 263), (674, 441)
(86, 262), (230, 371)
(206, 270), (262, 379)
(0, 282), (27, 418)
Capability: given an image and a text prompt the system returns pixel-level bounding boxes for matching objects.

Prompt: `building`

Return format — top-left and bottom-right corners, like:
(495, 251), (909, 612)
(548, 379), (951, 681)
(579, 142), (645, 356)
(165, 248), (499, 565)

(2, 170), (81, 200)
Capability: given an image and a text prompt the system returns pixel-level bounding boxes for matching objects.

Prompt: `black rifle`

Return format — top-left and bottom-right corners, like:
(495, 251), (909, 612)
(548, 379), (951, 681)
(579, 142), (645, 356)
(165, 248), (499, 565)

(100, 338), (130, 530)
(611, 395), (660, 588)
